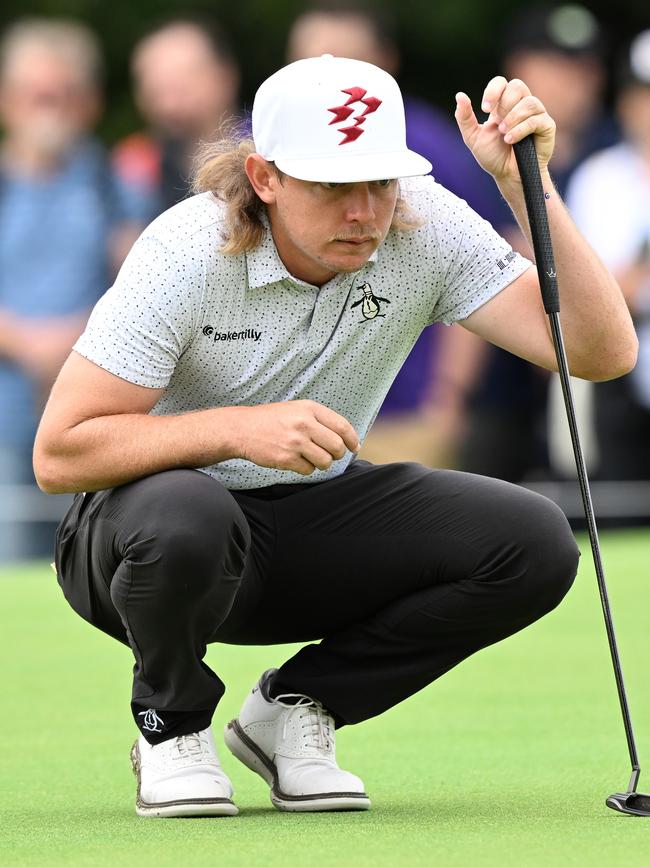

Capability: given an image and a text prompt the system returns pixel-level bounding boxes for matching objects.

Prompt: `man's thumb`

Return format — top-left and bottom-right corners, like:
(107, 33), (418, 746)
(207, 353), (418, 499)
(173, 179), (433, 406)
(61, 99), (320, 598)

(454, 92), (479, 143)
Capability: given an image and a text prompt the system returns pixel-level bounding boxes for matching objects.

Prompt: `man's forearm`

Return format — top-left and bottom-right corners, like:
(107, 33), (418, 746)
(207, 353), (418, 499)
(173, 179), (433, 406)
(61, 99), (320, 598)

(34, 405), (247, 494)
(497, 170), (637, 380)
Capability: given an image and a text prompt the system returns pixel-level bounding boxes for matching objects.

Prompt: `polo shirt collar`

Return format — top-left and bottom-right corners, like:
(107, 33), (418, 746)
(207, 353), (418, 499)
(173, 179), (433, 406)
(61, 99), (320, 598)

(246, 217), (290, 288)
(246, 212), (379, 290)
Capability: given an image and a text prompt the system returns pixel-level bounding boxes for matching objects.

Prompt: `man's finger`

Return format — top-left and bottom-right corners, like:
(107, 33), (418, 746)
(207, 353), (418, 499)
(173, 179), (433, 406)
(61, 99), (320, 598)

(313, 406), (360, 452)
(502, 115), (544, 145)
(301, 443), (335, 472)
(481, 75), (508, 113)
(454, 92), (480, 144)
(287, 456), (317, 476)
(492, 78), (531, 121)
(497, 96), (545, 138)
(312, 425), (348, 461)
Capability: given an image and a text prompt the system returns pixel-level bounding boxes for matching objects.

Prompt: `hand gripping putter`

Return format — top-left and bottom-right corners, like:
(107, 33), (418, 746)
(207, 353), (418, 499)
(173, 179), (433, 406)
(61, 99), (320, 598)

(513, 135), (650, 817)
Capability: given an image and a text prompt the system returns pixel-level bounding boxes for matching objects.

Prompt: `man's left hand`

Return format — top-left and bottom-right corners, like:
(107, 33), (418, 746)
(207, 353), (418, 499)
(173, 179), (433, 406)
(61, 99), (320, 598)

(454, 77), (555, 183)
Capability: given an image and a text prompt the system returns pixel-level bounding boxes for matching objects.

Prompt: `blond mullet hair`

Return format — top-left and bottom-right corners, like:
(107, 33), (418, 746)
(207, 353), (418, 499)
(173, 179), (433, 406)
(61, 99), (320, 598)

(192, 130), (423, 256)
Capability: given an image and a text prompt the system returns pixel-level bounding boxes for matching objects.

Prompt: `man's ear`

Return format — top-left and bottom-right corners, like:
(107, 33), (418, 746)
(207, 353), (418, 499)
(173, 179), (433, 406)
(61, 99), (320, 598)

(245, 154), (279, 204)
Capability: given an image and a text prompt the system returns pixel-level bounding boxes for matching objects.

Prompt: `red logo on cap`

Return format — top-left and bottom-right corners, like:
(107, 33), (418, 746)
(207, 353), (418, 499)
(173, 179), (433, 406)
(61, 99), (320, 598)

(327, 87), (382, 145)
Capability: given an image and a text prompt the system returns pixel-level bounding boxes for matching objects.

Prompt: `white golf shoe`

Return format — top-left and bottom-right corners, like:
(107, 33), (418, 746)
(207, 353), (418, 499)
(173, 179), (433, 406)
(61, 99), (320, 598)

(224, 669), (370, 812)
(130, 726), (238, 817)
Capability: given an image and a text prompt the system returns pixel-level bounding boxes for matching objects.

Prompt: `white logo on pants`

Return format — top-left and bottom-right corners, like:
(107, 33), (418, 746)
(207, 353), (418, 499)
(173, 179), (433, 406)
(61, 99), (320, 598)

(138, 709), (164, 732)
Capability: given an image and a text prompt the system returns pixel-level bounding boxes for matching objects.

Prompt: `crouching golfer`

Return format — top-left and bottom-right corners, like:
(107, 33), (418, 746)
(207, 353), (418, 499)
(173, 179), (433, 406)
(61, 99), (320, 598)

(34, 55), (636, 817)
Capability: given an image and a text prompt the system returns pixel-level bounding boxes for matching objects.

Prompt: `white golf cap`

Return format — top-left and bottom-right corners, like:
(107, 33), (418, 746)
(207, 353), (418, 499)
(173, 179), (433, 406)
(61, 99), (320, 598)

(252, 54), (432, 183)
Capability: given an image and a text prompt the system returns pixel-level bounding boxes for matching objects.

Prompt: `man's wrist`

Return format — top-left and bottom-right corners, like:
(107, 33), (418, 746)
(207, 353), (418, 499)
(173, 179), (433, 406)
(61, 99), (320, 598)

(210, 405), (250, 462)
(496, 166), (553, 202)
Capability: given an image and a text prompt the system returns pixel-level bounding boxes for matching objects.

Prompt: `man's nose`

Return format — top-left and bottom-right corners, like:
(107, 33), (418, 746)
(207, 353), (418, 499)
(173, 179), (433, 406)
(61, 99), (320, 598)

(344, 183), (376, 222)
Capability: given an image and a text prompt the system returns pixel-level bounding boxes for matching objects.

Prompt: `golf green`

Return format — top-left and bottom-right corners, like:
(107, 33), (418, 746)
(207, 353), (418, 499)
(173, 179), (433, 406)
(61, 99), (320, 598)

(1, 530), (649, 866)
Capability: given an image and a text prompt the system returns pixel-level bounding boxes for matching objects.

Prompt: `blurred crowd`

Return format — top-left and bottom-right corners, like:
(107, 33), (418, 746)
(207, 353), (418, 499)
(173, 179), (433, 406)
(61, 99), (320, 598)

(1, 2), (649, 562)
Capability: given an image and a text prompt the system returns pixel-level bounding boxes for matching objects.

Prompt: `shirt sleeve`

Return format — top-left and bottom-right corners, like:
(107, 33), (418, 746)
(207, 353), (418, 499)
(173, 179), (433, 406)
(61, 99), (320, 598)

(425, 183), (532, 325)
(73, 234), (204, 388)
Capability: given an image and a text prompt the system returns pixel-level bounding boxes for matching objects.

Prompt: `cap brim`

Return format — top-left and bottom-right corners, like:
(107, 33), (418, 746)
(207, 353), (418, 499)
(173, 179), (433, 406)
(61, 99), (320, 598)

(275, 149), (432, 183)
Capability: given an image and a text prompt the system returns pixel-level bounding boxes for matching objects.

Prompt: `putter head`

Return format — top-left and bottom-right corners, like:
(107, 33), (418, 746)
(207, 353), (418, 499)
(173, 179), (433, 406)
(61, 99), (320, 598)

(606, 792), (650, 816)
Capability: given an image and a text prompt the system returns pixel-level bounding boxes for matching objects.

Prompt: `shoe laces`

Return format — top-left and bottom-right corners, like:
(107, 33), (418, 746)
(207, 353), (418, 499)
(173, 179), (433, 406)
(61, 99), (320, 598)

(172, 731), (217, 765)
(274, 694), (334, 752)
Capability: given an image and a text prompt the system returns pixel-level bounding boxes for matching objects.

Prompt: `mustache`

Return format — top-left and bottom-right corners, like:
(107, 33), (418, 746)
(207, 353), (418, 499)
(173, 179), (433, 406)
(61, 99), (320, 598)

(330, 230), (381, 243)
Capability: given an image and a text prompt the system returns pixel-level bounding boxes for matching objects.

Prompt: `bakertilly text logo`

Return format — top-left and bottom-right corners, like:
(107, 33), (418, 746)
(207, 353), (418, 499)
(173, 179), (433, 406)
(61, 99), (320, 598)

(202, 325), (262, 342)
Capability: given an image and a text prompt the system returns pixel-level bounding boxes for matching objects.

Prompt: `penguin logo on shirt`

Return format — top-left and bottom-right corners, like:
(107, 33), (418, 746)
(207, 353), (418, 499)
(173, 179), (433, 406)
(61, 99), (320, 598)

(350, 282), (391, 320)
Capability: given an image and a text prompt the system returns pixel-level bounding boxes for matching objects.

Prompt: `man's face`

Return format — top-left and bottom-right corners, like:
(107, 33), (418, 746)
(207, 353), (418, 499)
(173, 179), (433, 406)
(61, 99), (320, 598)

(0, 49), (98, 157)
(264, 171), (398, 286)
(133, 26), (237, 140)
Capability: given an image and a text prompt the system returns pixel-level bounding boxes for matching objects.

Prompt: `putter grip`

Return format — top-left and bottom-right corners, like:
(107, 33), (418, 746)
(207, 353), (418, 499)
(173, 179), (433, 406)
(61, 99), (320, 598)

(513, 135), (560, 314)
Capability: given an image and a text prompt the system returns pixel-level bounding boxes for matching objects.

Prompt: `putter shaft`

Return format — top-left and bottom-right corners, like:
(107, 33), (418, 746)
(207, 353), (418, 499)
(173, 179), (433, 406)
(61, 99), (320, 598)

(513, 134), (644, 803)
(548, 310), (640, 793)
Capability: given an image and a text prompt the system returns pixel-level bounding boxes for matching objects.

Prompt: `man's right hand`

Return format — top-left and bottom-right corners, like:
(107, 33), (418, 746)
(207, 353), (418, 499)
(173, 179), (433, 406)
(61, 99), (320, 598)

(233, 400), (360, 475)
(34, 353), (361, 493)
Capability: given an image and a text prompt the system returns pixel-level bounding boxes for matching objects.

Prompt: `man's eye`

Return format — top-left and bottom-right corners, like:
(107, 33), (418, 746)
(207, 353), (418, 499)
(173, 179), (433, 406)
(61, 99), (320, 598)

(375, 179), (393, 188)
(321, 182), (342, 190)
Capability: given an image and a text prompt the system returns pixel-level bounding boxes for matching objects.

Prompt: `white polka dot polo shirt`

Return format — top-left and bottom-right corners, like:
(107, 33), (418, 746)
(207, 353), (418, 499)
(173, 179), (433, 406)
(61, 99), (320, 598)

(73, 174), (531, 489)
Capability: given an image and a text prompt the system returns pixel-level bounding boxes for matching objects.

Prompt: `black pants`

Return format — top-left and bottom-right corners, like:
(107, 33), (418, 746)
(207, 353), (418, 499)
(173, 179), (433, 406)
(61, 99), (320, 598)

(55, 460), (579, 744)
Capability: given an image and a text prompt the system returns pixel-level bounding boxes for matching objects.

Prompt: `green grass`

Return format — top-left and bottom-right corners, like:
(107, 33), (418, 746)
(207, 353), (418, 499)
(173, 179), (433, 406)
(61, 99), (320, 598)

(2, 530), (650, 866)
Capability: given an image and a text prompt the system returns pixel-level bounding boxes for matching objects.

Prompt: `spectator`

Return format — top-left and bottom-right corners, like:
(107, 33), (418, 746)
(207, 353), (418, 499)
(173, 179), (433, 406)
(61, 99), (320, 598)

(287, 0), (502, 468)
(113, 18), (241, 214)
(443, 4), (619, 482)
(566, 30), (650, 480)
(0, 18), (140, 561)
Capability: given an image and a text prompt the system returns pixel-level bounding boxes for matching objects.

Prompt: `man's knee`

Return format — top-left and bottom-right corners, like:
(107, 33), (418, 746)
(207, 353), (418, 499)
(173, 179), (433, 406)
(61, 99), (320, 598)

(110, 469), (250, 598)
(511, 492), (580, 617)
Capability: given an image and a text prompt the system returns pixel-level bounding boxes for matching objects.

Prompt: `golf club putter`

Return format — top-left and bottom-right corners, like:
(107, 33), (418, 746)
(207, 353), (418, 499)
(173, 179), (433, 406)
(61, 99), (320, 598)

(513, 134), (650, 817)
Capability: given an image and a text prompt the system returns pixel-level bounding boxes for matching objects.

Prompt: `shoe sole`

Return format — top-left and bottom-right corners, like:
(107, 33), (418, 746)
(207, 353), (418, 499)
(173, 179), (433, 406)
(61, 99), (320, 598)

(224, 719), (371, 812)
(130, 742), (239, 818)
